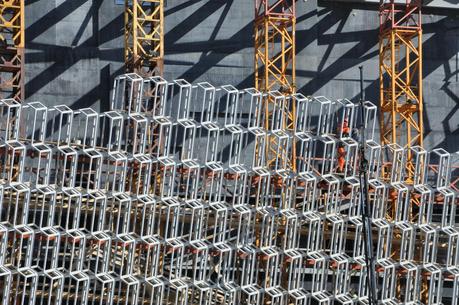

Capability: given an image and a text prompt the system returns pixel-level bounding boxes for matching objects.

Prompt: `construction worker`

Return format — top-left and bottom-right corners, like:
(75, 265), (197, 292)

(337, 118), (350, 173)
(340, 118), (350, 138)
(337, 145), (346, 173)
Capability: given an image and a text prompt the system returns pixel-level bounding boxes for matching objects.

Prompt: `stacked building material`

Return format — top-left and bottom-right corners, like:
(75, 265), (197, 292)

(0, 73), (458, 305)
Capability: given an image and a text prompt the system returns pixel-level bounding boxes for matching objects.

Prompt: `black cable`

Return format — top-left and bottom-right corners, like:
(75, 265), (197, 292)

(358, 66), (378, 304)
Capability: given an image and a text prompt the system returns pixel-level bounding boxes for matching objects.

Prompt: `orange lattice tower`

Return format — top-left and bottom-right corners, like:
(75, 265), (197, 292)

(0, 0), (24, 101)
(254, 0), (296, 170)
(125, 0), (164, 76)
(379, 0), (423, 180)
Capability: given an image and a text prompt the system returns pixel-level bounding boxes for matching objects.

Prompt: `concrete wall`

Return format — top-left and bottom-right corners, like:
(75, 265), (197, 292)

(25, 0), (459, 151)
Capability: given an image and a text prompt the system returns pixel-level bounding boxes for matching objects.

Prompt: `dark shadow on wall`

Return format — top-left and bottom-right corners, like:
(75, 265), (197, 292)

(25, 0), (124, 109)
(164, 0), (254, 88)
(163, 0), (458, 156)
(164, 0), (318, 92)
(22, 0), (459, 152)
(315, 1), (459, 151)
(356, 16), (459, 152)
(164, 1), (367, 95)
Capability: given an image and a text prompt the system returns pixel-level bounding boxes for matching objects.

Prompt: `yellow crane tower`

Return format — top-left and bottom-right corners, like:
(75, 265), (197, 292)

(254, 0), (296, 170)
(379, 0), (423, 180)
(125, 0), (164, 76)
(0, 0), (24, 101)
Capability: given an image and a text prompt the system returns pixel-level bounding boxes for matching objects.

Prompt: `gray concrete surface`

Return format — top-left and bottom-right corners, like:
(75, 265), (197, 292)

(24, 0), (459, 151)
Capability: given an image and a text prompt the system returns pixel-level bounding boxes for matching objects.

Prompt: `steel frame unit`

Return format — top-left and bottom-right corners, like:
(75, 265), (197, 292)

(125, 0), (164, 76)
(0, 73), (458, 304)
(0, 0), (24, 101)
(379, 0), (423, 179)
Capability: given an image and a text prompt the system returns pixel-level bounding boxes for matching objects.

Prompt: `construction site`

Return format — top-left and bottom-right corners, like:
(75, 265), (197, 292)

(0, 0), (459, 304)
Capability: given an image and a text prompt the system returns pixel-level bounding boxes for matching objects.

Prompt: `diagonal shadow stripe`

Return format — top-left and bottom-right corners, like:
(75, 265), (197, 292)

(165, 0), (203, 17)
(26, 0), (89, 42)
(165, 1), (229, 46)
(25, 12), (123, 98)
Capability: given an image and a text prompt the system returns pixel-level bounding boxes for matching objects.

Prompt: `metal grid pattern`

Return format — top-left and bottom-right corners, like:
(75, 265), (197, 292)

(0, 73), (458, 305)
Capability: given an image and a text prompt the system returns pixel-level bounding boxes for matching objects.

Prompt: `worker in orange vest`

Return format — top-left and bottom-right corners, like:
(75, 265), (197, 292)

(340, 118), (350, 137)
(337, 118), (350, 173)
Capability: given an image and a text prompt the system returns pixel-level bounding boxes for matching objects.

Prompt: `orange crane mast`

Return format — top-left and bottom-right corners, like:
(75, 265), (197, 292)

(379, 0), (423, 180)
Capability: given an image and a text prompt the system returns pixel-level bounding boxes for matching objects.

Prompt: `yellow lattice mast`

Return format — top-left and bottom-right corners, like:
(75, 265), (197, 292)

(254, 0), (296, 170)
(0, 0), (24, 101)
(125, 0), (164, 76)
(379, 0), (423, 179)
(380, 2), (430, 300)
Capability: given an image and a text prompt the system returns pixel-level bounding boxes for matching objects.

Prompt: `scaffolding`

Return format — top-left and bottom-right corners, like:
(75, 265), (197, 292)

(0, 73), (458, 304)
(0, 0), (24, 101)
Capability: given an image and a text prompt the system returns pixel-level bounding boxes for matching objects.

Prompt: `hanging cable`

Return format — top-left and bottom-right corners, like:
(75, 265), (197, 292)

(358, 65), (378, 304)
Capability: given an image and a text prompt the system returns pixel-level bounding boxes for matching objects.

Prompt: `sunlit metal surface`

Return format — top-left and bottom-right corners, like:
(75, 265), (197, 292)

(0, 74), (458, 304)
